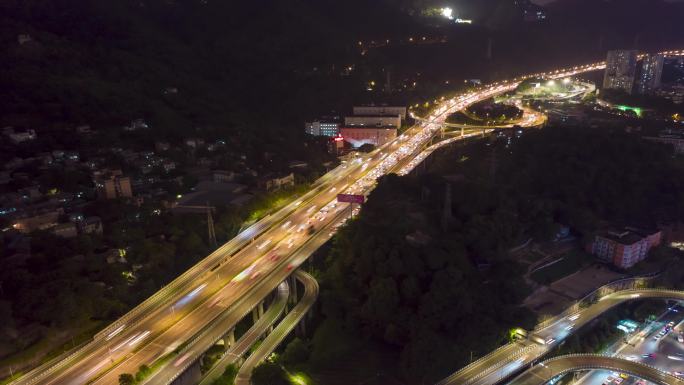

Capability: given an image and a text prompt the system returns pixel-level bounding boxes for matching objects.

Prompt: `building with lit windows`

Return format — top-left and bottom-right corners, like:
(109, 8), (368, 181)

(637, 53), (664, 95)
(339, 126), (397, 148)
(589, 228), (662, 269)
(603, 50), (638, 94)
(304, 119), (340, 137)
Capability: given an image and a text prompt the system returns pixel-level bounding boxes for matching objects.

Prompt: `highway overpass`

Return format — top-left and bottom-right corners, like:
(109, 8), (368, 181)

(436, 283), (684, 385)
(234, 270), (319, 385)
(509, 355), (684, 385)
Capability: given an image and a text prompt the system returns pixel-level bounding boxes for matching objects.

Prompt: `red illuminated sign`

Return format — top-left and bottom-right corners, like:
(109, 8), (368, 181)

(337, 194), (365, 204)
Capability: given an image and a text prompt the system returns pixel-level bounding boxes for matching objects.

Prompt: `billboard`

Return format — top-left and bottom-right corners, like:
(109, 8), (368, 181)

(337, 194), (365, 204)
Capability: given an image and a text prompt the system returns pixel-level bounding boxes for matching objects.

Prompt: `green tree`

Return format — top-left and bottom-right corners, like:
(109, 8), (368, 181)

(251, 362), (288, 385)
(119, 373), (136, 385)
(281, 338), (310, 367)
(135, 365), (152, 382)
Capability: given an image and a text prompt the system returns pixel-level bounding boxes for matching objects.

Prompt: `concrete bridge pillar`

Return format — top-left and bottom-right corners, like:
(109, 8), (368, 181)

(252, 301), (264, 323)
(289, 275), (299, 304)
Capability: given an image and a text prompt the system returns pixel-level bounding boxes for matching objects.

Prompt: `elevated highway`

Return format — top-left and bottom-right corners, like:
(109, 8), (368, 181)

(234, 270), (319, 385)
(509, 355), (684, 385)
(436, 284), (684, 385)
(197, 283), (290, 385)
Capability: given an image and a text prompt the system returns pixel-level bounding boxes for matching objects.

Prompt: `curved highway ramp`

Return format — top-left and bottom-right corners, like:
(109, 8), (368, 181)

(234, 270), (319, 385)
(509, 355), (684, 385)
(198, 281), (290, 385)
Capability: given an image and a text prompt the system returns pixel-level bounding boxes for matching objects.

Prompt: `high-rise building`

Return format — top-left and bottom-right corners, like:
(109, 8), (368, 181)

(603, 50), (638, 94)
(637, 53), (664, 95)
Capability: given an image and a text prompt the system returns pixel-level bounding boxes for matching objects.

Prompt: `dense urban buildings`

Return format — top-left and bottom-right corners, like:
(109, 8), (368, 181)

(603, 50), (639, 93)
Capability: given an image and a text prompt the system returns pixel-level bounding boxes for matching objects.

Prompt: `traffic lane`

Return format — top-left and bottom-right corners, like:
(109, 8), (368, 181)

(510, 356), (684, 385)
(473, 297), (678, 385)
(198, 282), (290, 385)
(145, 279), (293, 385)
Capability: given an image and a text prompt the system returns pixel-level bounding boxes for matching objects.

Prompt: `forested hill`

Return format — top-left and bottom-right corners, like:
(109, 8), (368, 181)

(0, 0), (416, 140)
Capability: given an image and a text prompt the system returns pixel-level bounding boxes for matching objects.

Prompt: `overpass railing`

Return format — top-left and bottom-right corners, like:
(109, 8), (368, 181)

(534, 273), (660, 332)
(533, 354), (683, 385)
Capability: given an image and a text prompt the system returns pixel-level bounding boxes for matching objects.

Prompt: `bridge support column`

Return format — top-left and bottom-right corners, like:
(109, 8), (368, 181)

(297, 315), (307, 337)
(226, 328), (235, 347)
(252, 301), (264, 323)
(289, 275), (299, 304)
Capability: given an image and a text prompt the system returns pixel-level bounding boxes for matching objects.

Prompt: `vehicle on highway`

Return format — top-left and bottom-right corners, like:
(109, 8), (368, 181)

(256, 239), (272, 250)
(678, 335), (683, 343)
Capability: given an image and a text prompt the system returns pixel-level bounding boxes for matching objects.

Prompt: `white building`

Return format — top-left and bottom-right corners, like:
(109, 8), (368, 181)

(305, 120), (339, 137)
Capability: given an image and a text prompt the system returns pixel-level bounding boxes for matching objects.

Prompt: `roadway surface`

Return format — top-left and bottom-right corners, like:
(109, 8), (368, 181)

(197, 283), (290, 385)
(509, 355), (684, 385)
(564, 306), (684, 385)
(438, 290), (684, 385)
(234, 270), (319, 385)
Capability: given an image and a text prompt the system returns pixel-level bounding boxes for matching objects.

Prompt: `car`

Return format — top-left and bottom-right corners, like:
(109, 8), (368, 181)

(678, 335), (683, 343)
(675, 372), (684, 378)
(642, 353), (655, 358)
(285, 264), (295, 272)
(619, 373), (628, 379)
(615, 378), (624, 384)
(668, 321), (675, 327)
(606, 377), (615, 383)
(654, 335), (662, 340)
